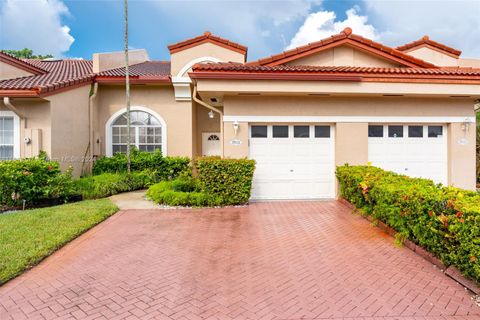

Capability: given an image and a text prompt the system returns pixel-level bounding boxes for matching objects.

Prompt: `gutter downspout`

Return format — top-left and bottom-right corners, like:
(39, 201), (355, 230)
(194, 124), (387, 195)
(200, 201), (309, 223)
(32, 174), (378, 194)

(3, 97), (25, 119)
(83, 82), (98, 175)
(192, 83), (224, 158)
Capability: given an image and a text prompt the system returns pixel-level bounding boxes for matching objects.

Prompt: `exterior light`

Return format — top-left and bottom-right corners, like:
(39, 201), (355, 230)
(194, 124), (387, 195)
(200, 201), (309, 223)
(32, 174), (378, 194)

(233, 121), (239, 136)
(208, 110), (215, 119)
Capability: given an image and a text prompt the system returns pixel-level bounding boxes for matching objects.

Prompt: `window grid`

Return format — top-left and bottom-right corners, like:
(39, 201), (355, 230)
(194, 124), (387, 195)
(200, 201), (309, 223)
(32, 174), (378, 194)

(0, 117), (14, 160)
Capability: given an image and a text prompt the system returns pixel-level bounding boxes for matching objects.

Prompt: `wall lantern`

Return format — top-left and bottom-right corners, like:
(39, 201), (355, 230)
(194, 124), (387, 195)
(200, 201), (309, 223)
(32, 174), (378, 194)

(208, 110), (215, 119)
(233, 121), (239, 136)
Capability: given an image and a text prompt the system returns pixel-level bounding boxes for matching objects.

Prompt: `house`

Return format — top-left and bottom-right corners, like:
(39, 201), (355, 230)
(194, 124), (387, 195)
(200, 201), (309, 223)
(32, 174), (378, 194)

(1, 28), (479, 200)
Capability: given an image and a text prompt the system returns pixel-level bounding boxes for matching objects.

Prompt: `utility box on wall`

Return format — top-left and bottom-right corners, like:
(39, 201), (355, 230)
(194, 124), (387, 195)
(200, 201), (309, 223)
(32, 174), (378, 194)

(24, 129), (42, 158)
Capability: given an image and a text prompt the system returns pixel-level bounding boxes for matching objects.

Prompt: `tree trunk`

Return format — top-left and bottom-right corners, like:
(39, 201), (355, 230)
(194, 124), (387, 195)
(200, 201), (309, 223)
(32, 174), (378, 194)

(124, 0), (131, 172)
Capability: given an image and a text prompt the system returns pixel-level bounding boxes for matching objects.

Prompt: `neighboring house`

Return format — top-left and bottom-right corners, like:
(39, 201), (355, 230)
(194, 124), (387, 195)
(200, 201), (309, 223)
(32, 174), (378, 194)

(1, 28), (479, 199)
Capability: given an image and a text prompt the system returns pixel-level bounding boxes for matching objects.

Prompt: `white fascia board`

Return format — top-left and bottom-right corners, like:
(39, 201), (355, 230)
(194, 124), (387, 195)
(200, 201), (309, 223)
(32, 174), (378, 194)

(223, 115), (476, 123)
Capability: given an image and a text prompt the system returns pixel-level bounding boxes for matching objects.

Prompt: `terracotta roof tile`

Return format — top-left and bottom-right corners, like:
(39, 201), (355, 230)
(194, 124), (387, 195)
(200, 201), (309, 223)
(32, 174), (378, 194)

(168, 31), (247, 55)
(97, 61), (170, 77)
(191, 62), (480, 83)
(0, 59), (93, 93)
(248, 28), (436, 68)
(0, 52), (47, 74)
(396, 36), (462, 57)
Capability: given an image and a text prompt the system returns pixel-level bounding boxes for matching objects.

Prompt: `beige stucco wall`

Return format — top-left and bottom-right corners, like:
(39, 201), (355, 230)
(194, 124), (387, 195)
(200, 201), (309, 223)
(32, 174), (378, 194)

(0, 61), (34, 80)
(94, 84), (193, 158)
(221, 95), (476, 190)
(195, 104), (221, 156)
(405, 46), (458, 66)
(49, 85), (91, 176)
(448, 122), (476, 189)
(0, 98), (51, 158)
(170, 42), (245, 77)
(285, 45), (401, 67)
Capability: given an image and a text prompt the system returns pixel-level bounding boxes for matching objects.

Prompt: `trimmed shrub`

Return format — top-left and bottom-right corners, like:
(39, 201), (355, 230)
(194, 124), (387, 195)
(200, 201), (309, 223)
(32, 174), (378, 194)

(92, 148), (190, 180)
(75, 170), (156, 199)
(336, 165), (480, 283)
(195, 157), (256, 206)
(0, 157), (77, 206)
(146, 178), (221, 207)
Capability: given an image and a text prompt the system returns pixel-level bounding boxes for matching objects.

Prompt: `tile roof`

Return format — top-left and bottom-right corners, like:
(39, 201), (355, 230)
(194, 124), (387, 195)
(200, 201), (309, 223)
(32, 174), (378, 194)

(396, 35), (462, 57)
(97, 61), (170, 77)
(0, 52), (47, 75)
(191, 62), (480, 83)
(0, 59), (94, 94)
(247, 27), (436, 68)
(168, 31), (247, 55)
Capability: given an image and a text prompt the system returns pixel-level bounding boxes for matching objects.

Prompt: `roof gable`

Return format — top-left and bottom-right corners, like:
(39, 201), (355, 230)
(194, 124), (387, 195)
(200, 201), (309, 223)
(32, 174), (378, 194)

(168, 31), (247, 55)
(0, 52), (47, 75)
(248, 28), (436, 68)
(396, 36), (461, 57)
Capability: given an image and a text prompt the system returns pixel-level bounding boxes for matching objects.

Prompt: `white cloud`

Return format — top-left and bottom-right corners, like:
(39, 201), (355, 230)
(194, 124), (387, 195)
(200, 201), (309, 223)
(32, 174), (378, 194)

(0, 0), (74, 57)
(362, 0), (480, 57)
(148, 0), (323, 59)
(287, 7), (378, 49)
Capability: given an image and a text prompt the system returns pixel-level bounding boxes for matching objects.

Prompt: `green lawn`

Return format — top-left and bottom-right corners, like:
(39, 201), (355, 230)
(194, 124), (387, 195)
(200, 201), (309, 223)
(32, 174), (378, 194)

(0, 199), (118, 284)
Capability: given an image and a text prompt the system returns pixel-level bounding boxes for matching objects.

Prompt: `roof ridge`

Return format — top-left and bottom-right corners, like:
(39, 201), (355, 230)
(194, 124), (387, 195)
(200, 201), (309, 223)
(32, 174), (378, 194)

(247, 27), (436, 69)
(0, 51), (47, 74)
(396, 35), (461, 57)
(168, 31), (247, 55)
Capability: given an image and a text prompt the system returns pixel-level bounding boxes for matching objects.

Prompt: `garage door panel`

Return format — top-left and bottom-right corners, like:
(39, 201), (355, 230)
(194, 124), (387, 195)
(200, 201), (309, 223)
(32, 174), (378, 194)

(368, 124), (447, 185)
(249, 124), (335, 200)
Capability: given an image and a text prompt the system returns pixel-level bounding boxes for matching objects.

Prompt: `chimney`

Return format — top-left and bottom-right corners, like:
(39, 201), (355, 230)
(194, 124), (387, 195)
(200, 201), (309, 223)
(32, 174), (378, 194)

(92, 49), (149, 73)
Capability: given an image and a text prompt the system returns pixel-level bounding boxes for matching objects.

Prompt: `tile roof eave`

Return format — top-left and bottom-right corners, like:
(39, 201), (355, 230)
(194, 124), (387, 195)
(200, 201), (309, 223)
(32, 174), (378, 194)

(396, 36), (462, 57)
(0, 52), (47, 75)
(168, 31), (247, 55)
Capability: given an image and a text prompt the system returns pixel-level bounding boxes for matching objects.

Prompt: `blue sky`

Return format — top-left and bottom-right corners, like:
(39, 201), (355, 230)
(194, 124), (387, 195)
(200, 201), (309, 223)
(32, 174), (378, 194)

(1, 0), (479, 61)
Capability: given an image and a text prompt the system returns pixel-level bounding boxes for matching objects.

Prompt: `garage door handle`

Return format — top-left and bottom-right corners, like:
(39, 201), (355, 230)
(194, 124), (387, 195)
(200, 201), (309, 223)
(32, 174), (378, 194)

(405, 168), (408, 171)
(290, 169), (294, 172)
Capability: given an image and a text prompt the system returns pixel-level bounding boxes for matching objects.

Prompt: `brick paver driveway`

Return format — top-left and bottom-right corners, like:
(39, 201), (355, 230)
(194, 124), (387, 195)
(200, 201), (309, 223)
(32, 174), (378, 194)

(1, 201), (478, 320)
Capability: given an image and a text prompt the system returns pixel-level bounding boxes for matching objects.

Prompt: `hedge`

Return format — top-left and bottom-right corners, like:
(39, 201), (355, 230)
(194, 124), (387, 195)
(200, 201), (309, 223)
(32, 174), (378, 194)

(336, 165), (480, 283)
(146, 178), (222, 207)
(92, 148), (190, 179)
(75, 170), (157, 199)
(0, 157), (77, 207)
(195, 157), (256, 206)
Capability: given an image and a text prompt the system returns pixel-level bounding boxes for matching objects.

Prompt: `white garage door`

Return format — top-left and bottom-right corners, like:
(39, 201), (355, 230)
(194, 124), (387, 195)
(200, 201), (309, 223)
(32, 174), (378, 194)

(368, 124), (447, 184)
(249, 124), (335, 200)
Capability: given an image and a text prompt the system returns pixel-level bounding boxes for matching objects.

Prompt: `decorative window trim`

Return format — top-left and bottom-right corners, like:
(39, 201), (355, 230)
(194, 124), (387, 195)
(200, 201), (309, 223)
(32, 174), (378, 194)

(105, 106), (167, 157)
(0, 110), (20, 159)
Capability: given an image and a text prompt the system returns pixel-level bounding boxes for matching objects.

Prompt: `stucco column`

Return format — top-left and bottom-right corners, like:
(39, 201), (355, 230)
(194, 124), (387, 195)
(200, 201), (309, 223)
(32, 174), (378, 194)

(448, 122), (476, 190)
(223, 121), (249, 158)
(335, 122), (368, 166)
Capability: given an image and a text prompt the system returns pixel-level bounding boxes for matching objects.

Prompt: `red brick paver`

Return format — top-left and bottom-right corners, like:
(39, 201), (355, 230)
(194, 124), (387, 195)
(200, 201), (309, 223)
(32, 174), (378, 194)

(0, 201), (478, 320)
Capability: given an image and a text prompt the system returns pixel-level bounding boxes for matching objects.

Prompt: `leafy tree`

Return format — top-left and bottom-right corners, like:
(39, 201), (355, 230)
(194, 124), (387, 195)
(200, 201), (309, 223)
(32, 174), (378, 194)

(1, 48), (53, 59)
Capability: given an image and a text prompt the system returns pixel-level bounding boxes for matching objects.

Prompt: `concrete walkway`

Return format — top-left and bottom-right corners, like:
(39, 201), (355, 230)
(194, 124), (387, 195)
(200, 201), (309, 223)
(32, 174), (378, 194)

(109, 190), (160, 210)
(0, 201), (478, 320)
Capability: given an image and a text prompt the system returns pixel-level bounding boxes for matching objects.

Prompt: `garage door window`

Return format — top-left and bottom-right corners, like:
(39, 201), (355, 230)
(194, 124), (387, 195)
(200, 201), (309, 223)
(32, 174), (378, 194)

(388, 125), (403, 138)
(251, 125), (267, 138)
(368, 125), (383, 137)
(272, 125), (288, 138)
(294, 126), (310, 138)
(408, 126), (423, 138)
(315, 126), (330, 138)
(428, 126), (443, 138)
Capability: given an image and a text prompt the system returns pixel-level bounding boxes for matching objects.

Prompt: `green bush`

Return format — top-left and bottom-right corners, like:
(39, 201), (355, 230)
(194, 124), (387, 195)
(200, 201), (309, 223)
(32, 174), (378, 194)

(146, 178), (221, 207)
(195, 157), (256, 206)
(75, 170), (156, 199)
(336, 165), (480, 283)
(92, 148), (190, 180)
(0, 157), (77, 206)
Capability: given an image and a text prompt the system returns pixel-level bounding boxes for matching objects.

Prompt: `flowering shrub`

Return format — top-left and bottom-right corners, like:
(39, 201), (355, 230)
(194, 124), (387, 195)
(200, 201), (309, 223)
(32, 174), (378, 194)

(336, 165), (480, 283)
(0, 157), (77, 206)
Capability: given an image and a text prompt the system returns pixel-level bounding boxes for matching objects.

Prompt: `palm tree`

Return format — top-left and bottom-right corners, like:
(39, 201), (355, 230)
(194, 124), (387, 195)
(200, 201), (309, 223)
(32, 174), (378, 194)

(124, 0), (131, 172)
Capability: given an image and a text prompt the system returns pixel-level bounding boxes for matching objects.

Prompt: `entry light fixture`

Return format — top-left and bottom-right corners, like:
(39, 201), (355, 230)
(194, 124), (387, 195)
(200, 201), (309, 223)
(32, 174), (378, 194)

(461, 118), (472, 132)
(233, 121), (240, 136)
(208, 110), (215, 119)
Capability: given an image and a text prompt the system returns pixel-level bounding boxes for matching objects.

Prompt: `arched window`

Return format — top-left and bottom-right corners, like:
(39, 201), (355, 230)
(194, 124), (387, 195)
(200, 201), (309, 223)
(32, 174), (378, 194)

(111, 110), (163, 154)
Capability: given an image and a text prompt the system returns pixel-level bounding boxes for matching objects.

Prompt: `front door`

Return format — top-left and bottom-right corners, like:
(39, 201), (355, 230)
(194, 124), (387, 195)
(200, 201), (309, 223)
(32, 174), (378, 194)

(202, 132), (221, 156)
